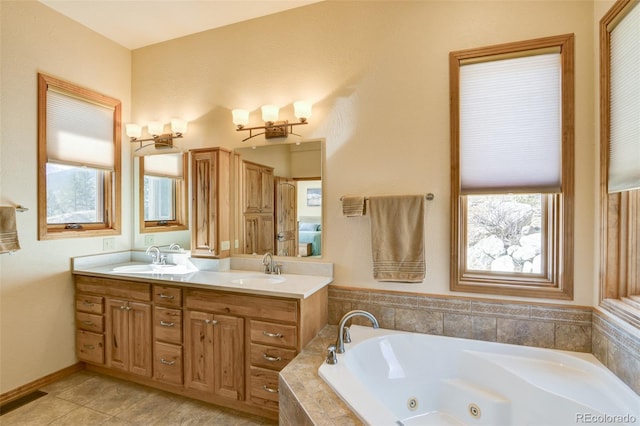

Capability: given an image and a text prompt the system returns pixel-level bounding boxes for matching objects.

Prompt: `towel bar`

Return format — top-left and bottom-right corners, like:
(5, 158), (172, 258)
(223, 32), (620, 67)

(340, 193), (434, 201)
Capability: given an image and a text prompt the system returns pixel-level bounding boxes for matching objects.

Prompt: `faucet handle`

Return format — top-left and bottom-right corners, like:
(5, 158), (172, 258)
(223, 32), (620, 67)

(342, 326), (351, 344)
(326, 344), (338, 364)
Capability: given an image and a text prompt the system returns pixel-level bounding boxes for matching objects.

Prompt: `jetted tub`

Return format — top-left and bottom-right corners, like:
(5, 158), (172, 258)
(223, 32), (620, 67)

(318, 325), (640, 426)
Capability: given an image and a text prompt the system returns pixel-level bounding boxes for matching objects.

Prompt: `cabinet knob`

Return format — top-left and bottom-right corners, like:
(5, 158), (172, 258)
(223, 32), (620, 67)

(160, 358), (176, 366)
(159, 294), (174, 300)
(205, 319), (218, 325)
(262, 331), (283, 338)
(159, 321), (175, 327)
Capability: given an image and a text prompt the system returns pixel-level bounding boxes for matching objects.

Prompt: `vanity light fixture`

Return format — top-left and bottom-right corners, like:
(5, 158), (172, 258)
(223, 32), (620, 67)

(126, 118), (188, 151)
(232, 101), (311, 142)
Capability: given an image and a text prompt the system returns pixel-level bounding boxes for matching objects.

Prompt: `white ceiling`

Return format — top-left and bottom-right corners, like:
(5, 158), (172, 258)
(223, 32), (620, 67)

(38, 0), (322, 50)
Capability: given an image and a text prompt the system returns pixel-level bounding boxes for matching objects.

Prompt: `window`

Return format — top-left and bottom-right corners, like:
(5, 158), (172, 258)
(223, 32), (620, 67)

(450, 34), (574, 299)
(139, 153), (188, 233)
(38, 73), (121, 239)
(600, 0), (640, 327)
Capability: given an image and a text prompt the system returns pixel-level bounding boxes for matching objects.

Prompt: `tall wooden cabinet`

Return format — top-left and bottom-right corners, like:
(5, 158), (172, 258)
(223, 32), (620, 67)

(242, 160), (274, 255)
(191, 147), (232, 258)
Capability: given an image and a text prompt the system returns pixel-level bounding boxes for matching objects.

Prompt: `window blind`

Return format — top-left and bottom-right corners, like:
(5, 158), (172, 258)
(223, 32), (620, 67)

(608, 1), (640, 193)
(459, 53), (562, 193)
(46, 89), (115, 170)
(143, 153), (184, 178)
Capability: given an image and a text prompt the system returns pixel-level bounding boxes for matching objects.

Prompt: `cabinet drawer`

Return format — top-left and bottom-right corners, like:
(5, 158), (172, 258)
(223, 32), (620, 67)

(250, 320), (297, 348)
(249, 367), (279, 409)
(154, 307), (182, 344)
(77, 330), (104, 365)
(250, 343), (296, 371)
(186, 289), (297, 322)
(75, 276), (151, 301)
(153, 285), (182, 307)
(154, 342), (183, 385)
(76, 312), (104, 333)
(75, 295), (104, 314)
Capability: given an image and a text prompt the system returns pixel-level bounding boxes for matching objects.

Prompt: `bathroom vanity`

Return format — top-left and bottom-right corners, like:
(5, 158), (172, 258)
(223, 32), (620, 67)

(72, 255), (330, 420)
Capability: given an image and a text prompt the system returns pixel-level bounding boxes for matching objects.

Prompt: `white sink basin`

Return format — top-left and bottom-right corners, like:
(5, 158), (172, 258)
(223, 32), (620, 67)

(230, 275), (285, 285)
(112, 263), (196, 275)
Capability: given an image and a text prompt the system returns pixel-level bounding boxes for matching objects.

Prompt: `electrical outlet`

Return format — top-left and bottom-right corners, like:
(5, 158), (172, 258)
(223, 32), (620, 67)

(103, 237), (115, 251)
(144, 235), (155, 245)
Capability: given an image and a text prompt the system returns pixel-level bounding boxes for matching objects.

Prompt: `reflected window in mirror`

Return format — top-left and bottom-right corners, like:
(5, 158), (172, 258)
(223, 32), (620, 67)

(139, 153), (188, 233)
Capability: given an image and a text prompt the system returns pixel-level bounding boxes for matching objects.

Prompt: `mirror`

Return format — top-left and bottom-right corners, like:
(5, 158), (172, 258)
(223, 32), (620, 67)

(233, 140), (323, 258)
(138, 152), (189, 233)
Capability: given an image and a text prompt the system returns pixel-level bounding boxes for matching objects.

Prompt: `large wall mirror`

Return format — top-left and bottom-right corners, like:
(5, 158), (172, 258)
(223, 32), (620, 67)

(233, 140), (323, 258)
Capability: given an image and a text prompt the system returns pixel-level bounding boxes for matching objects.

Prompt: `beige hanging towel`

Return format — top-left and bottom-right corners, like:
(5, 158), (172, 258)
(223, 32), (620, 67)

(342, 196), (366, 217)
(369, 195), (425, 282)
(0, 207), (21, 254)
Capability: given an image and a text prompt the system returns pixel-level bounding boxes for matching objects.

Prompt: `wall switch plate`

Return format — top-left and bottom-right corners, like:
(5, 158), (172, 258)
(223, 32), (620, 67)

(144, 235), (155, 245)
(103, 237), (115, 251)
(221, 240), (230, 251)
(235, 239), (239, 249)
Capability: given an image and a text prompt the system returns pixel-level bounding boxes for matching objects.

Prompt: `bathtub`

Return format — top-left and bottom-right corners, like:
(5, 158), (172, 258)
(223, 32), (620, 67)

(318, 325), (640, 426)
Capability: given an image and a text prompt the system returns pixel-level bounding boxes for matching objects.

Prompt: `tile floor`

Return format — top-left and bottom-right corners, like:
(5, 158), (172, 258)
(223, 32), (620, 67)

(1, 371), (278, 425)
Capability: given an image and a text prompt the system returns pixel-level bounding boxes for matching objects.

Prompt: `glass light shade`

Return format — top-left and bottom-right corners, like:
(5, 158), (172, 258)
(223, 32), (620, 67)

(293, 101), (312, 121)
(170, 118), (188, 134)
(147, 121), (164, 135)
(232, 109), (250, 127)
(125, 123), (142, 138)
(261, 105), (279, 123)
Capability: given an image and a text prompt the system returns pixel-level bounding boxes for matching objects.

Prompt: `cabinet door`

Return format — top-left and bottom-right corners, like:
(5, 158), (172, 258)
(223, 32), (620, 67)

(260, 168), (274, 212)
(192, 150), (217, 256)
(257, 214), (274, 254)
(243, 163), (262, 213)
(185, 310), (215, 393)
(213, 314), (245, 401)
(105, 299), (152, 377)
(128, 301), (152, 377)
(106, 299), (129, 372)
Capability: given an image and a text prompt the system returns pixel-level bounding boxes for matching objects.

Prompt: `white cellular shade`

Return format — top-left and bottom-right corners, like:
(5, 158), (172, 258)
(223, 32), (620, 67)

(144, 153), (183, 178)
(460, 53), (562, 193)
(46, 90), (115, 170)
(608, 2), (640, 193)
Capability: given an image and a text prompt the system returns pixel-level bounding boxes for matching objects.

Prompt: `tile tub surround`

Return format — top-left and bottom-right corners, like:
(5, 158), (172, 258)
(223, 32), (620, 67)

(325, 286), (639, 392)
(280, 310), (640, 425)
(328, 287), (594, 352)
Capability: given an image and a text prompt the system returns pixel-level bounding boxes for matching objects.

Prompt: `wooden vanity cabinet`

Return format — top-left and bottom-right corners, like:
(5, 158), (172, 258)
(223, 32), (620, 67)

(74, 274), (327, 421)
(190, 147), (232, 259)
(75, 276), (152, 377)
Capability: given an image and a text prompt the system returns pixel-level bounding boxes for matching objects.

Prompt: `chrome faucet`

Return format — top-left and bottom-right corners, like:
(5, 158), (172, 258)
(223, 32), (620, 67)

(168, 243), (182, 251)
(146, 245), (161, 264)
(335, 310), (379, 354)
(262, 252), (278, 274)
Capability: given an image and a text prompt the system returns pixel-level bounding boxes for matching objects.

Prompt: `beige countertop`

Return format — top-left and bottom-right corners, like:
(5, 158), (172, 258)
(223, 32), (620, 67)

(72, 251), (332, 299)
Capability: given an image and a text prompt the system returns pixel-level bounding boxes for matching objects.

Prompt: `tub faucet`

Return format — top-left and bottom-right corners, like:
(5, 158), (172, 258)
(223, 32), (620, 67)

(335, 310), (379, 354)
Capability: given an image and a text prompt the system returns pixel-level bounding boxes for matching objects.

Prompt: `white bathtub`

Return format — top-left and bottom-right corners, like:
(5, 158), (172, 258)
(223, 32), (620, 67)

(318, 325), (640, 426)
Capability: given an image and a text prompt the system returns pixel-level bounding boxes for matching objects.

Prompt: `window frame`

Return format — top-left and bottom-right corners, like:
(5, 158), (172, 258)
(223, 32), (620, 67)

(449, 34), (575, 299)
(37, 73), (121, 240)
(138, 153), (189, 233)
(599, 0), (640, 327)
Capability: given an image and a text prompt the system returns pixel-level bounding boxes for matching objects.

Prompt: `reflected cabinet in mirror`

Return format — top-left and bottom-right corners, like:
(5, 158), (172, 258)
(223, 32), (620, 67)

(233, 140), (323, 258)
(138, 152), (189, 233)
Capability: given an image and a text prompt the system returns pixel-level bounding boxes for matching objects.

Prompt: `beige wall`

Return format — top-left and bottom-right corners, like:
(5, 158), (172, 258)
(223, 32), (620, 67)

(0, 1), (131, 393)
(0, 0), (610, 394)
(132, 1), (596, 304)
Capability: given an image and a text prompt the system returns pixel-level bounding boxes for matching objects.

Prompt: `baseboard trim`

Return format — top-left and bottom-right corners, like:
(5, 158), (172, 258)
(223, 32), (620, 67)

(0, 363), (84, 406)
